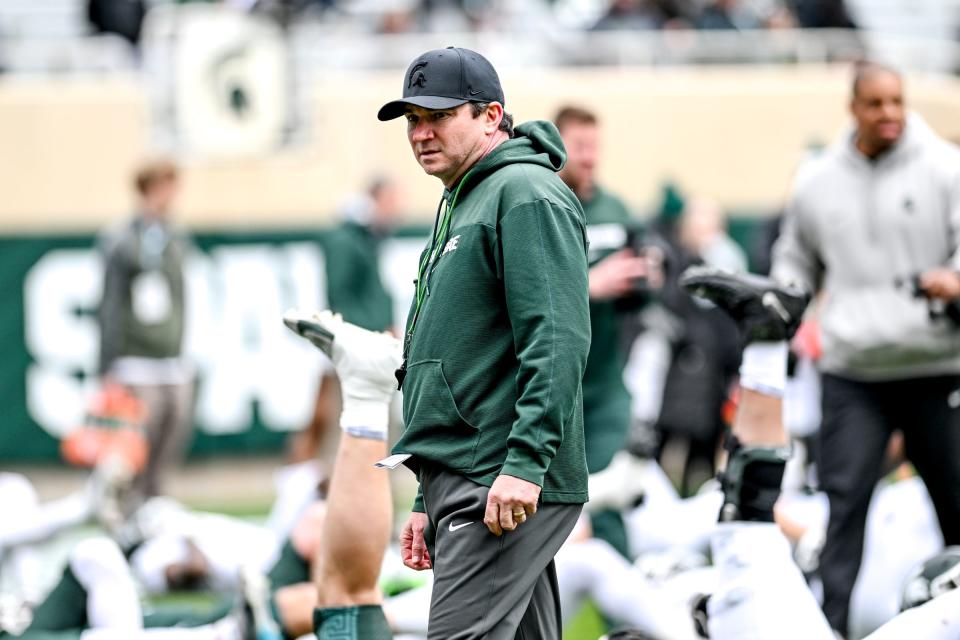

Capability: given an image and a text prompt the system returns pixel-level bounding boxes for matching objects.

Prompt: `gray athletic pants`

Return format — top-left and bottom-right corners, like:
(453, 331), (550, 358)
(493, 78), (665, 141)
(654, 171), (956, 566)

(419, 465), (582, 640)
(128, 380), (195, 500)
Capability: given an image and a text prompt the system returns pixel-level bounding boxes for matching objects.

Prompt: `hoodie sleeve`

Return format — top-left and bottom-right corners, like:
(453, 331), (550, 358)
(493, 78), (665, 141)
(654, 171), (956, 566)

(412, 485), (425, 513)
(771, 185), (823, 294)
(944, 164), (960, 272)
(497, 198), (591, 487)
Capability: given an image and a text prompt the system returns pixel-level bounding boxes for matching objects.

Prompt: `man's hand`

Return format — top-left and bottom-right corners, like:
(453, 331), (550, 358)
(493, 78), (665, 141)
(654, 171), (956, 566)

(918, 268), (960, 301)
(483, 474), (540, 536)
(400, 512), (432, 570)
(588, 249), (658, 301)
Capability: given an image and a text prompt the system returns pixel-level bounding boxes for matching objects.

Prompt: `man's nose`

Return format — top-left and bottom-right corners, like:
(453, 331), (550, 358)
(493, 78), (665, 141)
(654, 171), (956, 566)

(410, 121), (434, 142)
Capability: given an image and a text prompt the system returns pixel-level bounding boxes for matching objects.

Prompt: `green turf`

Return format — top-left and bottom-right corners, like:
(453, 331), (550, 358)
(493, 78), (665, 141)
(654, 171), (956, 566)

(564, 600), (608, 640)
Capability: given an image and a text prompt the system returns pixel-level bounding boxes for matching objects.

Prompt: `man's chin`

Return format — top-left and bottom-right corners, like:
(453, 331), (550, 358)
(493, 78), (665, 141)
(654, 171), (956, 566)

(876, 126), (903, 144)
(419, 162), (448, 180)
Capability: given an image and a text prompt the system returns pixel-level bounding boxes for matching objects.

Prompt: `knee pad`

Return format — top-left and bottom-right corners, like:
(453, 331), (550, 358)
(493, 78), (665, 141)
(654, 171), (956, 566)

(718, 436), (790, 523)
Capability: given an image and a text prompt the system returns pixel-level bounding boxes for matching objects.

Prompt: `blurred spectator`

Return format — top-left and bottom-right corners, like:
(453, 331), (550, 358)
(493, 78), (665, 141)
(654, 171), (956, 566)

(750, 213), (782, 276)
(244, 0), (340, 29)
(97, 158), (194, 504)
(789, 0), (857, 28)
(651, 193), (743, 495)
(324, 175), (400, 333)
(378, 9), (416, 34)
(592, 0), (673, 30)
(288, 176), (402, 463)
(678, 195), (748, 273)
(88, 0), (146, 45)
(696, 0), (763, 30)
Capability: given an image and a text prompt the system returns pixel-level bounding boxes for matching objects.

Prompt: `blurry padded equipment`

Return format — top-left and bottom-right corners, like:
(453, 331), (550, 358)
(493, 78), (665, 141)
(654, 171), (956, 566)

(717, 435), (790, 523)
(88, 0), (146, 45)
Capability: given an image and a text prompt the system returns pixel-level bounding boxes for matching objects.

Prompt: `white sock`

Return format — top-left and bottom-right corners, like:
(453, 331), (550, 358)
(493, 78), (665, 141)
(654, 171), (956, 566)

(739, 342), (788, 397)
(341, 398), (390, 441)
(265, 461), (324, 540)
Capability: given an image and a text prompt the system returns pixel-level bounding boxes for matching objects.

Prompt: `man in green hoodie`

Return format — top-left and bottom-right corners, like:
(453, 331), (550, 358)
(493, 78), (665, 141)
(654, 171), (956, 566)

(379, 47), (591, 638)
(555, 105), (649, 560)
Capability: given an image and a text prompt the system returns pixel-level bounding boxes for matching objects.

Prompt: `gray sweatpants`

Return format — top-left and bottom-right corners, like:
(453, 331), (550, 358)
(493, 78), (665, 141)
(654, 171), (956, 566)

(420, 465), (582, 640)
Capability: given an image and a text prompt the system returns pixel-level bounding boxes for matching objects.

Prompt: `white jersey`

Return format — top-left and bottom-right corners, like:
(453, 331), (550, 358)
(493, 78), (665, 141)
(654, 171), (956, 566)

(130, 511), (278, 594)
(850, 476), (943, 637)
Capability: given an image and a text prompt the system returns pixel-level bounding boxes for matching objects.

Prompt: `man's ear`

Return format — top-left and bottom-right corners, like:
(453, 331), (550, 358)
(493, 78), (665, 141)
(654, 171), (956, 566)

(485, 102), (504, 134)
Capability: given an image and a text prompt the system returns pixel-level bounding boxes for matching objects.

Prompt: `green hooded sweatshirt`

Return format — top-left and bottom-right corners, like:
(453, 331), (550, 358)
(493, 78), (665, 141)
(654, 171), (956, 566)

(580, 185), (634, 472)
(392, 121), (591, 507)
(324, 221), (394, 333)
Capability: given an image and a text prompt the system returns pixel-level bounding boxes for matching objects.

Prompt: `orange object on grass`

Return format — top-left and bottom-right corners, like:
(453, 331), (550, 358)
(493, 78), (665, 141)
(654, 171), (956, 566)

(61, 385), (149, 473)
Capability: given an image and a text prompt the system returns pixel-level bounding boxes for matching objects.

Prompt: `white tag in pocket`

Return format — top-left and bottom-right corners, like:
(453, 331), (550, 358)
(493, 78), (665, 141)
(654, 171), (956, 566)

(132, 270), (173, 324)
(373, 453), (412, 469)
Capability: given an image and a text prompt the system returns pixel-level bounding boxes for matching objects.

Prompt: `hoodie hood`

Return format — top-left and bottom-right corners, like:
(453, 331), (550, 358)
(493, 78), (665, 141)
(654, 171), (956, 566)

(448, 120), (567, 200)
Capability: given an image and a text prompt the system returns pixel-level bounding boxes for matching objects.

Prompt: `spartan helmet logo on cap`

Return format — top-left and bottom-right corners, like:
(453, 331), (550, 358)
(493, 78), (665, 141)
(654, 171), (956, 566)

(408, 62), (428, 89)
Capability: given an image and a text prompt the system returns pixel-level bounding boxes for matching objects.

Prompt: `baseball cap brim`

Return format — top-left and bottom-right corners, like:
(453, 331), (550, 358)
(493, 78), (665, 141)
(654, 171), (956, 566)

(377, 95), (470, 121)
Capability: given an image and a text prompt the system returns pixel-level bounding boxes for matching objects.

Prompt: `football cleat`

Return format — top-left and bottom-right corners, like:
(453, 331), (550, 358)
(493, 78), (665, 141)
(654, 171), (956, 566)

(901, 546), (960, 611)
(284, 309), (401, 438)
(690, 593), (711, 639)
(283, 309), (335, 357)
(283, 309), (401, 393)
(680, 267), (810, 343)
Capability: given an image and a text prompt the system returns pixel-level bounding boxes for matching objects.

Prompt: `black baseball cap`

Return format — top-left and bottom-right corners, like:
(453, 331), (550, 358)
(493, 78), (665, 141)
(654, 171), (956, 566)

(377, 47), (505, 121)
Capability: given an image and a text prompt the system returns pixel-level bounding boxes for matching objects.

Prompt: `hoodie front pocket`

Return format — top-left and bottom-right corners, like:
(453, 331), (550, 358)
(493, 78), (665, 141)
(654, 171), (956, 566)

(401, 359), (480, 472)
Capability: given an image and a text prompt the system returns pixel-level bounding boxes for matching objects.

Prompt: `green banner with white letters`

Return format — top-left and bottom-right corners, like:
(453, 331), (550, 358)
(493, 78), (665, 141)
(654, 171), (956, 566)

(0, 218), (763, 463)
(0, 229), (428, 462)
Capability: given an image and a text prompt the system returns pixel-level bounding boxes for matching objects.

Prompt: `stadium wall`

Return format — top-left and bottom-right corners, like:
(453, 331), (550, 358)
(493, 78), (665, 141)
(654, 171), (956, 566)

(4, 65), (960, 231)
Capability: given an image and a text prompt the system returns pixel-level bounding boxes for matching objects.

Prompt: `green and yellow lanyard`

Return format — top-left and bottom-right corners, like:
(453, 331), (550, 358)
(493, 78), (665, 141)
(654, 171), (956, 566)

(396, 171), (472, 389)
